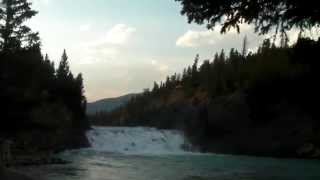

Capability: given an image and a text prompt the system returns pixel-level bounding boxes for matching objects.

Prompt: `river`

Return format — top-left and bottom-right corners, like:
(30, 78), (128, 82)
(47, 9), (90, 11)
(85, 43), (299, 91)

(21, 126), (320, 180)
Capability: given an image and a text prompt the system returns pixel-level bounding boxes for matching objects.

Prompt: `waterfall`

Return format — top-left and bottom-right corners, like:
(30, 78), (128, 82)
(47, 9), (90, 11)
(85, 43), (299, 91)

(86, 126), (193, 155)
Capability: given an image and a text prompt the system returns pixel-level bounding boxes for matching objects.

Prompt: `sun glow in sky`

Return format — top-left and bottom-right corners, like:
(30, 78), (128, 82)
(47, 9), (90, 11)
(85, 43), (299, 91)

(28, 0), (303, 102)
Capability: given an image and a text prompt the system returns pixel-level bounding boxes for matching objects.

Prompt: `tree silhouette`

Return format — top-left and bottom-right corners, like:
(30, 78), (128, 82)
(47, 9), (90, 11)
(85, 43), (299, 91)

(0, 1), (89, 153)
(242, 35), (248, 57)
(0, 0), (39, 51)
(56, 49), (72, 81)
(175, 0), (319, 35)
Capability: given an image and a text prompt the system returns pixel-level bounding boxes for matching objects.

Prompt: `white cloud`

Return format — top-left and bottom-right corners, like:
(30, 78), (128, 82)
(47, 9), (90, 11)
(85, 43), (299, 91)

(176, 24), (254, 48)
(79, 24), (92, 32)
(77, 47), (119, 65)
(176, 30), (219, 47)
(78, 57), (101, 65)
(77, 24), (136, 65)
(150, 59), (169, 73)
(99, 24), (136, 45)
(81, 59), (171, 101)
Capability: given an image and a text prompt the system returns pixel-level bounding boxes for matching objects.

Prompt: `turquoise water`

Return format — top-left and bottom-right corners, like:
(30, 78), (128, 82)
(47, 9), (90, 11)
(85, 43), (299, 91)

(23, 149), (320, 180)
(20, 127), (320, 180)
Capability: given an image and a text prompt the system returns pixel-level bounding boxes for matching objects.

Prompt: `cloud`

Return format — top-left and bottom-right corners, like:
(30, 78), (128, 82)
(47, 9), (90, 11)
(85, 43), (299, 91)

(150, 59), (169, 73)
(98, 24), (136, 45)
(77, 47), (118, 65)
(79, 24), (92, 32)
(176, 24), (254, 48)
(81, 59), (170, 102)
(176, 30), (219, 47)
(77, 24), (136, 64)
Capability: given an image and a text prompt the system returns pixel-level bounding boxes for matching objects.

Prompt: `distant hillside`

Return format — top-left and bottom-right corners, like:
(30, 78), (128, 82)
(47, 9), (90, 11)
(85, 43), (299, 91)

(87, 94), (137, 115)
(90, 38), (320, 159)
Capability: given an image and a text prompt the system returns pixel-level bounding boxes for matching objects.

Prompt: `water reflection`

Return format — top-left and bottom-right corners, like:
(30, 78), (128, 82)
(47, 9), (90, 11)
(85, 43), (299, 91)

(18, 151), (320, 180)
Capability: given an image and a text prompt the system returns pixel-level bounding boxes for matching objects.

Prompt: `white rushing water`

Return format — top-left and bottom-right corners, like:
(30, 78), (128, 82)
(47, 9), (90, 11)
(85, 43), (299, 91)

(86, 126), (193, 155)
(21, 126), (320, 180)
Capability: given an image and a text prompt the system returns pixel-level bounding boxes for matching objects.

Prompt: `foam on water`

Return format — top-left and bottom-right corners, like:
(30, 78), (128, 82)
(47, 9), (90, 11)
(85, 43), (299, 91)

(86, 126), (193, 155)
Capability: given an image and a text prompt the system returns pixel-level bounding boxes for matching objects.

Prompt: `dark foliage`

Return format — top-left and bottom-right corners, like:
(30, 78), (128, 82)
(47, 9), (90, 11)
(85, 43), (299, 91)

(0, 47), (89, 132)
(91, 37), (320, 156)
(0, 0), (89, 151)
(0, 0), (40, 51)
(175, 0), (319, 35)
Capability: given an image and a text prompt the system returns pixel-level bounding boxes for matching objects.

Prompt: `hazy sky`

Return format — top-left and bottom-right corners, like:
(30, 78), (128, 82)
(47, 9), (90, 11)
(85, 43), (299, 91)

(28, 0), (302, 102)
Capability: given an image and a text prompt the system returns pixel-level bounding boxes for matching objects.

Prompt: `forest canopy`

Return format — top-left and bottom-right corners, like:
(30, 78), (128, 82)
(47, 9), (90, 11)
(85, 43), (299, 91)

(175, 0), (320, 35)
(0, 0), (40, 51)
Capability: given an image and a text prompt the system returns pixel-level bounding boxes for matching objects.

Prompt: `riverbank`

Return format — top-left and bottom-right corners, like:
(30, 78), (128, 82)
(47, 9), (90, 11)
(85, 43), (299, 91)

(0, 151), (69, 180)
(0, 167), (38, 180)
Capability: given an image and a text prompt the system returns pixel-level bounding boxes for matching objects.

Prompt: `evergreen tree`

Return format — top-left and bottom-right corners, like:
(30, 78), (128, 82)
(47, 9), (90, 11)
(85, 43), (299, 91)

(191, 54), (199, 87)
(74, 73), (88, 129)
(44, 53), (50, 62)
(192, 54), (199, 75)
(242, 35), (248, 57)
(219, 49), (226, 63)
(0, 0), (39, 51)
(0, 1), (90, 152)
(43, 54), (54, 74)
(152, 81), (160, 93)
(199, 60), (211, 90)
(56, 49), (72, 81)
(182, 68), (187, 81)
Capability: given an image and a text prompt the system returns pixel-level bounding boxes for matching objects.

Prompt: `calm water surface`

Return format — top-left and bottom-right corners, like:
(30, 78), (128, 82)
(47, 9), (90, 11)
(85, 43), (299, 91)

(22, 149), (320, 180)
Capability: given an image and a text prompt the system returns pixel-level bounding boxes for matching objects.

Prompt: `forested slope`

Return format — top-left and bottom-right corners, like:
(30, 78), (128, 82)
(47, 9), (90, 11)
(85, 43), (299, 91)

(0, 0), (90, 162)
(91, 38), (320, 158)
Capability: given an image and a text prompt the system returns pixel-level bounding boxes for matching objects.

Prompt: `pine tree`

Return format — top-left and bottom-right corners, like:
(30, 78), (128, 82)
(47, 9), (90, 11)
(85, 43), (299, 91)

(152, 81), (160, 93)
(165, 76), (171, 88)
(192, 54), (199, 75)
(75, 73), (87, 121)
(191, 54), (199, 87)
(56, 49), (71, 80)
(242, 35), (248, 57)
(44, 53), (50, 62)
(0, 0), (39, 51)
(182, 68), (187, 81)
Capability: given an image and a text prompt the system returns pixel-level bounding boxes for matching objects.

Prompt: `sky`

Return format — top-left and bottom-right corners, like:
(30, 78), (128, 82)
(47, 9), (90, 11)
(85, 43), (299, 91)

(27, 0), (304, 102)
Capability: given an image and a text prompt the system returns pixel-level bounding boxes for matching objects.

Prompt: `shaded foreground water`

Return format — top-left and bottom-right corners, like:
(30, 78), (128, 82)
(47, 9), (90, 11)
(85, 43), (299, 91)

(20, 127), (320, 180)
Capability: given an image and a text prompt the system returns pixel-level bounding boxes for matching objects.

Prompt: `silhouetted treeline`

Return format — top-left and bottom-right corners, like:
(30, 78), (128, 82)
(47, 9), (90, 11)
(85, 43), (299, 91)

(0, 48), (89, 131)
(0, 0), (89, 152)
(93, 37), (318, 124)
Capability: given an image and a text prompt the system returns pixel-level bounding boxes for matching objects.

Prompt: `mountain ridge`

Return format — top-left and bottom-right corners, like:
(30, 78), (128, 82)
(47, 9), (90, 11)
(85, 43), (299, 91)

(86, 93), (138, 115)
